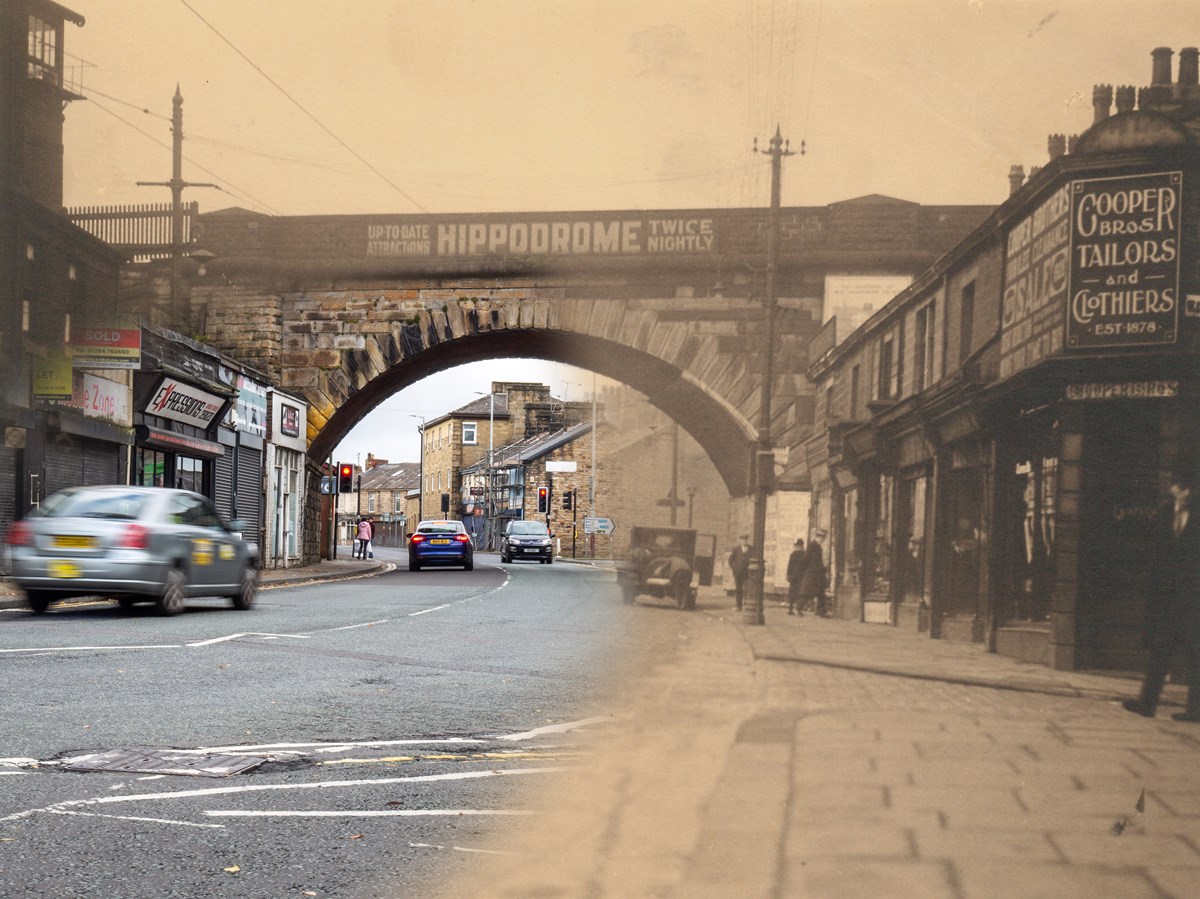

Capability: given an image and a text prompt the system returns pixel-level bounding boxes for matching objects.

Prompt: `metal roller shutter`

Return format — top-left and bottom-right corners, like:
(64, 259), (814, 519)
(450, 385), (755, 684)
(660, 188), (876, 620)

(44, 440), (84, 497)
(236, 445), (264, 553)
(0, 447), (17, 572)
(214, 453), (235, 522)
(82, 441), (120, 486)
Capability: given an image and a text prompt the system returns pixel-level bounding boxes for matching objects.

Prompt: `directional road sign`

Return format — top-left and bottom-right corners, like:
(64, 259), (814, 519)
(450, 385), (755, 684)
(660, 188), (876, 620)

(584, 517), (616, 535)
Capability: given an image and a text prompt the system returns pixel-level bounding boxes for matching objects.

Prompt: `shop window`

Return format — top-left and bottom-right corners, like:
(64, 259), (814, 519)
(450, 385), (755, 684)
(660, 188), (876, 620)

(175, 455), (204, 493)
(136, 448), (167, 487)
(871, 474), (895, 593)
(841, 488), (860, 586)
(1004, 454), (1057, 623)
(899, 474), (928, 602)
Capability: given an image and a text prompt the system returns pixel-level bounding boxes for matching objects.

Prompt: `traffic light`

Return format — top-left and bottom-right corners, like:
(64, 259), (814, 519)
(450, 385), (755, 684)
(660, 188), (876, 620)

(338, 463), (354, 493)
(562, 490), (573, 511)
(537, 486), (549, 513)
(440, 493), (450, 513)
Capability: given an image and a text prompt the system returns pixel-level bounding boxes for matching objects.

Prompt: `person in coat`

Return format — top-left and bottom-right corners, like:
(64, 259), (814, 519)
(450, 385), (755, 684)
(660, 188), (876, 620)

(355, 517), (372, 560)
(797, 529), (830, 618)
(728, 534), (751, 611)
(786, 538), (806, 615)
(1124, 472), (1200, 721)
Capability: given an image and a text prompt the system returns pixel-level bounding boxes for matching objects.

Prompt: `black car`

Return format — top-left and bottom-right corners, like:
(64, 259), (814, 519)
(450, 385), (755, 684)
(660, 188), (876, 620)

(500, 520), (554, 564)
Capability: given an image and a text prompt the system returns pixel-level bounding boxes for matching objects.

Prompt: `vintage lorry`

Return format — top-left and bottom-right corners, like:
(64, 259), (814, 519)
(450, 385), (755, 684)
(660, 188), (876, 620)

(617, 525), (701, 610)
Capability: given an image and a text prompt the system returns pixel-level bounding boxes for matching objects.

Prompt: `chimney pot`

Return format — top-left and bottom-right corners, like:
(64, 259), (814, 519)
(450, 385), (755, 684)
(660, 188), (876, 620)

(1180, 47), (1199, 85)
(1151, 47), (1173, 85)
(1047, 134), (1067, 159)
(1008, 165), (1026, 196)
(1092, 83), (1113, 123)
(1115, 85), (1136, 113)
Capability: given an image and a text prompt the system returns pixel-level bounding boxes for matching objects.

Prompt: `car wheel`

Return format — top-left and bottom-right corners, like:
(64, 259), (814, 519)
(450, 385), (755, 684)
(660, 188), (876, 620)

(547, 556), (554, 565)
(464, 557), (474, 571)
(409, 560), (421, 572)
(25, 591), (53, 614)
(672, 572), (691, 610)
(116, 595), (138, 610)
(231, 565), (257, 611)
(158, 568), (186, 616)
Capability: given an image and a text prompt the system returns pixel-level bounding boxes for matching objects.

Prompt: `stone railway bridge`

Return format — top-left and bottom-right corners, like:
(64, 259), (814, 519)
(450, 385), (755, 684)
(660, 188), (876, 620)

(174, 198), (990, 558)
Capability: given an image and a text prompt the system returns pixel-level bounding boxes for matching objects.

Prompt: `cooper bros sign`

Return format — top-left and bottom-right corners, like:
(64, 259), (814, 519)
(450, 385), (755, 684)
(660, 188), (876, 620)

(1067, 171), (1181, 348)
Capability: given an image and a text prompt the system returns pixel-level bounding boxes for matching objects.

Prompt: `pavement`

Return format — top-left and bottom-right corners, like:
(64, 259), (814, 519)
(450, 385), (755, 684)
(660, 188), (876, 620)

(5, 555), (1200, 897)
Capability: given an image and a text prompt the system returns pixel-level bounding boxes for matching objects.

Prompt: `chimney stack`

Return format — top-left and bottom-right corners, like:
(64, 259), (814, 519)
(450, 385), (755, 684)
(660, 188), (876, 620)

(1092, 84), (1113, 122)
(1115, 85), (1136, 113)
(1047, 134), (1067, 159)
(1008, 165), (1026, 196)
(1179, 47), (1199, 86)
(1151, 47), (1173, 85)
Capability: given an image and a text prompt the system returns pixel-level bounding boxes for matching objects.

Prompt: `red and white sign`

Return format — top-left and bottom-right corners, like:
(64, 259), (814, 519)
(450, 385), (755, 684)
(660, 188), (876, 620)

(68, 328), (141, 369)
(146, 377), (225, 428)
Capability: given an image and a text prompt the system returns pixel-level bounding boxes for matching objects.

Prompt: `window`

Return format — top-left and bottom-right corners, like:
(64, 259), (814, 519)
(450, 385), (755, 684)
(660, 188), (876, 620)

(367, 493), (376, 513)
(27, 15), (57, 82)
(394, 494), (404, 513)
(959, 282), (975, 364)
(462, 422), (478, 445)
(877, 333), (896, 400)
(914, 303), (936, 392)
(850, 365), (861, 418)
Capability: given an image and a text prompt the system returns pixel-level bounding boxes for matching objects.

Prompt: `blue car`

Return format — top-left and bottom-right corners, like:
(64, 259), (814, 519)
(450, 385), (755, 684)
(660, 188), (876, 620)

(408, 520), (474, 571)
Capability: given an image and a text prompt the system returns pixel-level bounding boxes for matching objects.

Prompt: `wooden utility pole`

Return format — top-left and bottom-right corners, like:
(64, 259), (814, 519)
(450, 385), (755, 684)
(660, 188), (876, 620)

(137, 87), (217, 312)
(744, 126), (796, 626)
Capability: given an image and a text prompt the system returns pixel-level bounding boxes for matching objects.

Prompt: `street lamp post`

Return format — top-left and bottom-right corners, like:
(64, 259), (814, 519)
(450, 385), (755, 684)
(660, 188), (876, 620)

(408, 414), (426, 522)
(744, 126), (795, 627)
(474, 391), (496, 550)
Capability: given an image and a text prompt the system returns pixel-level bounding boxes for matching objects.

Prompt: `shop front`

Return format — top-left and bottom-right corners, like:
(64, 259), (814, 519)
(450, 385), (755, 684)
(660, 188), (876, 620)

(265, 390), (308, 569)
(133, 371), (231, 499)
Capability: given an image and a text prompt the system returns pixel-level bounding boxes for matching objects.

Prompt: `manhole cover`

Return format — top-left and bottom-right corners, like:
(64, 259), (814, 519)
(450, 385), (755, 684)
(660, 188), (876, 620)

(66, 749), (265, 777)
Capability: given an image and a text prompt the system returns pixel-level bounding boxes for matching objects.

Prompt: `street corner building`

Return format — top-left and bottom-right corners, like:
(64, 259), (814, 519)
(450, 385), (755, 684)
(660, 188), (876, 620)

(804, 47), (1200, 672)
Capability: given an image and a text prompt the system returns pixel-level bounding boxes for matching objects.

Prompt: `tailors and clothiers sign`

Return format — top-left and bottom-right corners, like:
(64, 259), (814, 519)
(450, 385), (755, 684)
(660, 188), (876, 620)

(1067, 171), (1181, 349)
(1001, 171), (1182, 379)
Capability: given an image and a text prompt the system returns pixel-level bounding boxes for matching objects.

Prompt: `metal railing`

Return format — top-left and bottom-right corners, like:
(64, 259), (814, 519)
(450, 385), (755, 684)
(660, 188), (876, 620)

(65, 202), (199, 260)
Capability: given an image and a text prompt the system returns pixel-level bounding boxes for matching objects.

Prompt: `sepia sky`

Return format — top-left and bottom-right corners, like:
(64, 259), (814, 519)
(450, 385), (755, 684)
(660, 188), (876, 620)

(57, 0), (1193, 464)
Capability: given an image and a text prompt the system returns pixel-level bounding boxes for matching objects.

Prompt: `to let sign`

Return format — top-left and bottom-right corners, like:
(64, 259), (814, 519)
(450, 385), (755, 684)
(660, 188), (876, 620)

(1067, 171), (1181, 349)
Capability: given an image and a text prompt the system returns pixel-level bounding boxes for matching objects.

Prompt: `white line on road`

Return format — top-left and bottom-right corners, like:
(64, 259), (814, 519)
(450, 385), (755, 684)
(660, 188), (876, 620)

(496, 717), (611, 742)
(0, 767), (567, 823)
(184, 738), (487, 755)
(206, 809), (532, 818)
(186, 632), (311, 648)
(326, 619), (391, 631)
(49, 809), (225, 828)
(0, 644), (182, 654)
(409, 842), (511, 855)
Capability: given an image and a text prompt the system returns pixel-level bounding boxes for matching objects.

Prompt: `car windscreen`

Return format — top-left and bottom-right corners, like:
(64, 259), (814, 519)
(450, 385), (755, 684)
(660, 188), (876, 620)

(509, 522), (549, 535)
(40, 491), (150, 520)
(417, 525), (462, 535)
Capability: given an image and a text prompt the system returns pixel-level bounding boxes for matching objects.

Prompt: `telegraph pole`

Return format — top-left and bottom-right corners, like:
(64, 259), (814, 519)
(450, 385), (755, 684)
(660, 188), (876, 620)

(744, 126), (797, 626)
(137, 87), (218, 312)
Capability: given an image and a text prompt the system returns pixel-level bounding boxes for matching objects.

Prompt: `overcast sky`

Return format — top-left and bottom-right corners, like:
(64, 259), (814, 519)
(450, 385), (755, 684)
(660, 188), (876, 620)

(58, 0), (1190, 462)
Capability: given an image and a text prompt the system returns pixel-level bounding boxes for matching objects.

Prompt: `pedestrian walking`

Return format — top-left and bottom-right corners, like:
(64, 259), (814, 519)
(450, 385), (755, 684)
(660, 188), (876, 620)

(728, 534), (751, 611)
(786, 538), (806, 615)
(797, 529), (830, 618)
(355, 517), (372, 560)
(363, 516), (375, 559)
(1124, 472), (1200, 721)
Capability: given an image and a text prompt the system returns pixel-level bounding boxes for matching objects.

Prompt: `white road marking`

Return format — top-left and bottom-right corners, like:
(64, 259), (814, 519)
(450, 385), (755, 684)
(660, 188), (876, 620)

(409, 604), (451, 616)
(49, 809), (225, 828)
(207, 809), (531, 818)
(0, 771), (24, 776)
(0, 644), (182, 654)
(496, 716), (610, 741)
(184, 738), (486, 755)
(0, 767), (566, 823)
(409, 841), (510, 855)
(186, 632), (311, 648)
(326, 619), (390, 631)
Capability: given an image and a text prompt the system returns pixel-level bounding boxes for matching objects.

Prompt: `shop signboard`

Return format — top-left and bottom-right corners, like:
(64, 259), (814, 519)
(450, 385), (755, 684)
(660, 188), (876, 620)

(146, 377), (226, 428)
(1066, 171), (1181, 349)
(1000, 184), (1070, 379)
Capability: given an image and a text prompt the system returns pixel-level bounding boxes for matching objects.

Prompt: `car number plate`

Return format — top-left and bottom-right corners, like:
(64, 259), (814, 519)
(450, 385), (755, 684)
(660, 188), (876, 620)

(48, 560), (82, 578)
(52, 535), (96, 549)
(523, 547), (539, 553)
(430, 538), (451, 545)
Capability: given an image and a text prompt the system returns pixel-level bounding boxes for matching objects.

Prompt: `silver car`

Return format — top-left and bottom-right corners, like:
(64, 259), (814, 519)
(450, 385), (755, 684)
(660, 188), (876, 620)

(4, 486), (259, 615)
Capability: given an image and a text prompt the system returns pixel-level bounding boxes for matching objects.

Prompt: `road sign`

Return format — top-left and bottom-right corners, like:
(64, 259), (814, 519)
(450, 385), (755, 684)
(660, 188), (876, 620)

(584, 516), (616, 535)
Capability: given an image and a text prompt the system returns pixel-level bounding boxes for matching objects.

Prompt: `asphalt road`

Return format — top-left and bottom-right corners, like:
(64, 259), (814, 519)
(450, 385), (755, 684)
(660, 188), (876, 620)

(0, 547), (633, 898)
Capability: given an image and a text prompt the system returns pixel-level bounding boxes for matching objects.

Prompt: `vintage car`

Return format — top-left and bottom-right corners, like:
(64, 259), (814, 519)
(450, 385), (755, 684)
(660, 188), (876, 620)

(617, 525), (699, 610)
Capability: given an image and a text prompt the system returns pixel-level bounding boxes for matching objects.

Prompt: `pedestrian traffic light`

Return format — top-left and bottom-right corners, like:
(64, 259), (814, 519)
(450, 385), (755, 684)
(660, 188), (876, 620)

(338, 463), (353, 493)
(537, 486), (548, 513)
(562, 490), (573, 511)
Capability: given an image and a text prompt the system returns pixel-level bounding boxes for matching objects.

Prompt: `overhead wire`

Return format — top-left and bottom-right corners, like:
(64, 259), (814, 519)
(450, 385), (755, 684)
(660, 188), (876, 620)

(84, 96), (284, 215)
(176, 0), (428, 214)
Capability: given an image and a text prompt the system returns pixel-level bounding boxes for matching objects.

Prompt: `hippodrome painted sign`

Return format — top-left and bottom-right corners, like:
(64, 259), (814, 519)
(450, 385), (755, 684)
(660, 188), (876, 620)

(363, 214), (716, 258)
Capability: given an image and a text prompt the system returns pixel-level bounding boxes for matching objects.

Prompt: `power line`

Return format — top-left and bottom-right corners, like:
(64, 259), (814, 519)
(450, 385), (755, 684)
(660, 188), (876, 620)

(86, 97), (284, 215)
(176, 0), (428, 213)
